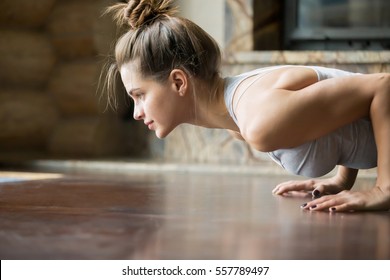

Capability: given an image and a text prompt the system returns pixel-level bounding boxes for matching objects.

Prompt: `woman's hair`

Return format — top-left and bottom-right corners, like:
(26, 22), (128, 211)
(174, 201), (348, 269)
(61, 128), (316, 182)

(102, 0), (222, 109)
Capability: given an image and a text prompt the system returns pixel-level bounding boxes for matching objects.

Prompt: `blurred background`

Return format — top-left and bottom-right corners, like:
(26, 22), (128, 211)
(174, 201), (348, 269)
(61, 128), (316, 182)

(0, 0), (389, 168)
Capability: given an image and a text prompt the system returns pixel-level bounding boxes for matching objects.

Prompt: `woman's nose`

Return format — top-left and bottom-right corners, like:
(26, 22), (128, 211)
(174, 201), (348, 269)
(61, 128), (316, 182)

(133, 105), (144, 120)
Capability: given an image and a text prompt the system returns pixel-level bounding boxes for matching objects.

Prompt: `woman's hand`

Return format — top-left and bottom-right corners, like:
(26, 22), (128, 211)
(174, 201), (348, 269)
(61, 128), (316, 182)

(273, 166), (358, 198)
(272, 177), (349, 198)
(301, 186), (390, 212)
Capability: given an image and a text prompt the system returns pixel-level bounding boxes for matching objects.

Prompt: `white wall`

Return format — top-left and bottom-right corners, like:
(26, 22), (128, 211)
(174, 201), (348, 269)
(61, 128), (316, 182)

(176, 0), (225, 48)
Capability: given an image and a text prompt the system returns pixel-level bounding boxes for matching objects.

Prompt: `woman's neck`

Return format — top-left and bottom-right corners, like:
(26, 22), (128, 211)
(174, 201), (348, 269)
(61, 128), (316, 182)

(188, 77), (239, 131)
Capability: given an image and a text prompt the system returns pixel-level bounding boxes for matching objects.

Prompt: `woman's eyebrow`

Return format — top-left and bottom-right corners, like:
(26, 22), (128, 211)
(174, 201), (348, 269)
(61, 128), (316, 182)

(128, 88), (140, 96)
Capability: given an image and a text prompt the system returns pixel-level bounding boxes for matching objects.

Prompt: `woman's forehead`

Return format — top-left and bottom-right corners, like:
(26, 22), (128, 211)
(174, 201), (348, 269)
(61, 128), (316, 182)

(120, 62), (138, 76)
(120, 62), (142, 81)
(120, 62), (161, 93)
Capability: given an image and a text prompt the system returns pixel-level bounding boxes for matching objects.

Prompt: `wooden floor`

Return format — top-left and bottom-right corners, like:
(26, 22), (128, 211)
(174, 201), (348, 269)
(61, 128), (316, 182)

(0, 169), (389, 260)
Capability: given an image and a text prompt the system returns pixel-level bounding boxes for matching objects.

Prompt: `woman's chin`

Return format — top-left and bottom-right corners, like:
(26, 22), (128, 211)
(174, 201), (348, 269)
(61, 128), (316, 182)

(155, 126), (176, 139)
(155, 129), (168, 139)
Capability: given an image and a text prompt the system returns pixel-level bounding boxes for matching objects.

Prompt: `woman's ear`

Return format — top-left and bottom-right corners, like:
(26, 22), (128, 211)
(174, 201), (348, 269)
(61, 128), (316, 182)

(169, 69), (188, 96)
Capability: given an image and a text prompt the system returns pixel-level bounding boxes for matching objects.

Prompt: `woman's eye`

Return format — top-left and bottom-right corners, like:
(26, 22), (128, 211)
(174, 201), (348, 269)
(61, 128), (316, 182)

(135, 93), (143, 99)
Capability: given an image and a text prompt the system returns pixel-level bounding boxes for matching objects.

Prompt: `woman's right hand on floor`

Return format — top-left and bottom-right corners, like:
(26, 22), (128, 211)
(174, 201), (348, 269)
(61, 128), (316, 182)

(272, 177), (350, 198)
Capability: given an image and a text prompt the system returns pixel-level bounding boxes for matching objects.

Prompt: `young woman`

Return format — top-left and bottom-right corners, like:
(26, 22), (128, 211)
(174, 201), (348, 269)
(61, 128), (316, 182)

(102, 0), (390, 212)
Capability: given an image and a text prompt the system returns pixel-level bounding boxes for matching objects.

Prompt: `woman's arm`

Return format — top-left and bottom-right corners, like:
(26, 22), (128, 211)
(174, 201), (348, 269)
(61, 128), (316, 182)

(237, 72), (379, 151)
(227, 130), (245, 141)
(303, 73), (390, 211)
(234, 68), (390, 211)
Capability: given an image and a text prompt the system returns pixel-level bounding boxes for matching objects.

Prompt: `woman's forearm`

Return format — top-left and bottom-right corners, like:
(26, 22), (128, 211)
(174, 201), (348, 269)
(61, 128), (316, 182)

(370, 74), (390, 191)
(334, 166), (358, 190)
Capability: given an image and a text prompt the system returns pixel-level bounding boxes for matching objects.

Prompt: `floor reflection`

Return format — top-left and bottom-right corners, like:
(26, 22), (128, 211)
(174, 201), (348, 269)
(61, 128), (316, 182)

(0, 171), (388, 259)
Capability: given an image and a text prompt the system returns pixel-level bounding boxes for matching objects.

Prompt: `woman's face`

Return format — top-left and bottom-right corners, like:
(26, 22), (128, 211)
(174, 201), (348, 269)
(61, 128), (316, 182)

(120, 62), (191, 138)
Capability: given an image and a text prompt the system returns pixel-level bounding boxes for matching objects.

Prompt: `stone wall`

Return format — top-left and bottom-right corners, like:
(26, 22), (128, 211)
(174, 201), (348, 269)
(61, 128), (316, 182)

(0, 0), (148, 159)
(0, 0), (58, 155)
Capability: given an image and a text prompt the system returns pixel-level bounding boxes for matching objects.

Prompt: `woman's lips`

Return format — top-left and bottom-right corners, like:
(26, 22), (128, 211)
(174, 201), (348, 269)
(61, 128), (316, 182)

(145, 121), (154, 130)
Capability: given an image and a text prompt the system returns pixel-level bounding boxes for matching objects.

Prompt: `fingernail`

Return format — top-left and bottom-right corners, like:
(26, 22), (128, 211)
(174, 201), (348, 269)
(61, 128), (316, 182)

(310, 205), (317, 209)
(301, 203), (307, 208)
(330, 207), (336, 212)
(312, 190), (321, 198)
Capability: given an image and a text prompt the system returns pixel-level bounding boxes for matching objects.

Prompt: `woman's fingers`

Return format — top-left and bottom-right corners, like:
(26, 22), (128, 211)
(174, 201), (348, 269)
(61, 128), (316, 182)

(273, 178), (346, 197)
(272, 180), (315, 195)
(301, 193), (349, 211)
(301, 187), (390, 212)
(312, 183), (346, 197)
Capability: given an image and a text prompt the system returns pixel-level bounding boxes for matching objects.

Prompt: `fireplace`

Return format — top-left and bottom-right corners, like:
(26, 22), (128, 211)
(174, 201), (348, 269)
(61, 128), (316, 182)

(284, 0), (390, 50)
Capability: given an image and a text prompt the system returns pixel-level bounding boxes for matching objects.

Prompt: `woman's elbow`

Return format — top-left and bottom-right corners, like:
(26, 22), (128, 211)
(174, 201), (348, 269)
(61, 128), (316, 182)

(242, 127), (279, 152)
(382, 73), (390, 92)
(374, 73), (390, 96)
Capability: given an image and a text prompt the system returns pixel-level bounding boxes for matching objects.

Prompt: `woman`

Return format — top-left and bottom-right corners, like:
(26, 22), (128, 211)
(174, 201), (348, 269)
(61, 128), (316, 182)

(102, 0), (390, 212)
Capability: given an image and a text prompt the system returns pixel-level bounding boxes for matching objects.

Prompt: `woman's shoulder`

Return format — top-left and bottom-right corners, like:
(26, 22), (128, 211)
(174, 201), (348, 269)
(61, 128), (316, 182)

(233, 65), (318, 94)
(227, 65), (358, 89)
(224, 65), (296, 98)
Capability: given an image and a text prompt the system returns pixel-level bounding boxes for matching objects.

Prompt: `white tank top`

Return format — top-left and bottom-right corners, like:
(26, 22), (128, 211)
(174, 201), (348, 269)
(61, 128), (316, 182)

(224, 65), (377, 177)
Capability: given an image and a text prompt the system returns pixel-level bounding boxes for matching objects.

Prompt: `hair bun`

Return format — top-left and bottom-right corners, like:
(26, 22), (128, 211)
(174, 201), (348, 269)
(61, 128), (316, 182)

(124, 0), (176, 29)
